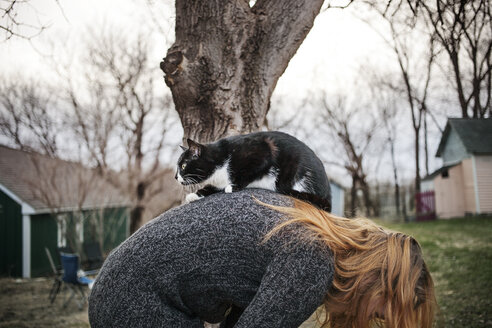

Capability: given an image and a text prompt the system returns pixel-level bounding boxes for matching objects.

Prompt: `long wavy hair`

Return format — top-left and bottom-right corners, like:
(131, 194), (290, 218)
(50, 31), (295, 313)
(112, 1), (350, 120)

(263, 199), (436, 328)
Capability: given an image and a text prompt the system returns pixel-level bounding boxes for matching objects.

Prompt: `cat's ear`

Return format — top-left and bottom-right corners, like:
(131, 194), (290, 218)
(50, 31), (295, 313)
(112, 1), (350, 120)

(187, 139), (203, 157)
(179, 145), (187, 152)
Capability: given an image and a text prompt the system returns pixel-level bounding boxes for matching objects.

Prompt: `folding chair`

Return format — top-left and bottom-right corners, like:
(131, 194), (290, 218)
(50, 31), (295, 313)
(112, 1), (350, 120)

(60, 253), (94, 310)
(45, 247), (63, 304)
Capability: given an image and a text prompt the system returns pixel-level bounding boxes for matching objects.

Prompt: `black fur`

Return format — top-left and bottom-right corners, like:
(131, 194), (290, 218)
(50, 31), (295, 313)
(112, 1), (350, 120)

(176, 131), (331, 211)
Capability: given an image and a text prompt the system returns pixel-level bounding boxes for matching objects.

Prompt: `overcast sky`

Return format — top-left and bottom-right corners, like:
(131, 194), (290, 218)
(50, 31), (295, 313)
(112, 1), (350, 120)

(0, 0), (448, 186)
(1, 1), (384, 86)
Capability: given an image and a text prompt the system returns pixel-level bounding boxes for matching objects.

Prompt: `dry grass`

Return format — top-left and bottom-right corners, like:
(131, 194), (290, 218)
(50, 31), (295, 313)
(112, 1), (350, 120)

(0, 277), (89, 328)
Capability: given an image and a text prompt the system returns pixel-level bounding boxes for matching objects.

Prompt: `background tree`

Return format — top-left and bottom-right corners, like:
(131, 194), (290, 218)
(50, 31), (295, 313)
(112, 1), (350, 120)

(0, 0), (65, 41)
(62, 28), (179, 234)
(1, 24), (181, 234)
(362, 2), (437, 193)
(417, 0), (492, 118)
(365, 68), (403, 218)
(0, 77), (59, 156)
(317, 93), (380, 217)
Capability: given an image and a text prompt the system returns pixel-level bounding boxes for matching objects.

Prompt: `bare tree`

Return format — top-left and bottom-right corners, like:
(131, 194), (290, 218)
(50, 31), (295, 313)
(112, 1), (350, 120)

(362, 3), (437, 193)
(1, 25), (180, 234)
(365, 68), (402, 218)
(417, 0), (492, 118)
(0, 77), (59, 157)
(63, 28), (179, 234)
(317, 94), (380, 217)
(0, 0), (66, 41)
(265, 96), (307, 132)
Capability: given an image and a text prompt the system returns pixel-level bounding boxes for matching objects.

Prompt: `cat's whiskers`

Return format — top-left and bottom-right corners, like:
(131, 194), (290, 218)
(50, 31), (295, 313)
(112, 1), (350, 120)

(182, 174), (207, 194)
(186, 174), (205, 180)
(185, 177), (202, 185)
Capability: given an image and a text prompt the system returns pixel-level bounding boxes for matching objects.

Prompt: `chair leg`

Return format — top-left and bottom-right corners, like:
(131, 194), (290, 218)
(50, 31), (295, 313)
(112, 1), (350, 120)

(60, 282), (91, 310)
(49, 279), (62, 304)
(76, 285), (87, 310)
(63, 285), (76, 309)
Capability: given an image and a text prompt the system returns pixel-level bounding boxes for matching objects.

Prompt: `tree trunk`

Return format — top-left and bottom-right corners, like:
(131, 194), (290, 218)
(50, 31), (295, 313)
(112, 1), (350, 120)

(359, 178), (374, 217)
(394, 181), (401, 218)
(129, 182), (147, 234)
(414, 129), (421, 193)
(449, 50), (469, 118)
(388, 136), (400, 217)
(424, 110), (429, 176)
(350, 175), (357, 218)
(401, 185), (408, 222)
(129, 206), (144, 235)
(161, 0), (324, 143)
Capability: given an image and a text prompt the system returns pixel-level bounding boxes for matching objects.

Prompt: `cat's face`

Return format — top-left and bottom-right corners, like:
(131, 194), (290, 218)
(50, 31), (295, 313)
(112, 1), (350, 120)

(175, 139), (214, 185)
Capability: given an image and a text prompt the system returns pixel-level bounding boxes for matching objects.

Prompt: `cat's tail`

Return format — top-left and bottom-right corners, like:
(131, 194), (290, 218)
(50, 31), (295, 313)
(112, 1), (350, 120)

(286, 190), (332, 213)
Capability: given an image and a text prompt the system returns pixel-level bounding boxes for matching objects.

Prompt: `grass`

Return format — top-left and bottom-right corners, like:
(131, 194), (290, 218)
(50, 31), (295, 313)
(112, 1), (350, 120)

(2, 217), (490, 327)
(380, 216), (492, 328)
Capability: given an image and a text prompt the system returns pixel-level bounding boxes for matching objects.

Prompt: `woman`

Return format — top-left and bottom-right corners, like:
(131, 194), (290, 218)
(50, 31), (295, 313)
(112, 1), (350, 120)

(89, 189), (436, 328)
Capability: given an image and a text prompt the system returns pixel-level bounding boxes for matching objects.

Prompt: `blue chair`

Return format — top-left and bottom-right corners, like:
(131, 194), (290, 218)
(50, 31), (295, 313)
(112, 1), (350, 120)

(60, 253), (94, 309)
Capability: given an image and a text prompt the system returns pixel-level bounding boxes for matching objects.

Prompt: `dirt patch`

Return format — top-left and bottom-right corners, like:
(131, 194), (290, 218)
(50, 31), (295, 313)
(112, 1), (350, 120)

(0, 277), (89, 328)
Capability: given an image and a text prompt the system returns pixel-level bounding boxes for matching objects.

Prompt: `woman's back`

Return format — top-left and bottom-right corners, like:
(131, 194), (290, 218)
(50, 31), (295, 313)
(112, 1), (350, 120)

(89, 189), (334, 328)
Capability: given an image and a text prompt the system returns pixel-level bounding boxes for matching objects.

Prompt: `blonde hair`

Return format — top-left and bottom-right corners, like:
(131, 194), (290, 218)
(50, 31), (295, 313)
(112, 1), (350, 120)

(263, 199), (436, 328)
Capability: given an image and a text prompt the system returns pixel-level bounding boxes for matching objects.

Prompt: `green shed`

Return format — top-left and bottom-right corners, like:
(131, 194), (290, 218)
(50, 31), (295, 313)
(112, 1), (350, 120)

(0, 145), (131, 278)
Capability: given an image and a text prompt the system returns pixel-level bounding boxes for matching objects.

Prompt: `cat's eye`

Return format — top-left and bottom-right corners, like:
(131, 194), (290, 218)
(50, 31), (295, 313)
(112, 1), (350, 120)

(181, 163), (187, 170)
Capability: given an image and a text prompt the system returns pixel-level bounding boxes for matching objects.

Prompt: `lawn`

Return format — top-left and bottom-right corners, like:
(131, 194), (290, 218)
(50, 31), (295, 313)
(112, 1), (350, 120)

(381, 216), (492, 328)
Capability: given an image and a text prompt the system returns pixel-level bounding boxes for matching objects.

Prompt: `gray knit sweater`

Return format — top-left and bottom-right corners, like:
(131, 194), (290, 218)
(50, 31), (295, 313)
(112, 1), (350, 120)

(88, 189), (334, 328)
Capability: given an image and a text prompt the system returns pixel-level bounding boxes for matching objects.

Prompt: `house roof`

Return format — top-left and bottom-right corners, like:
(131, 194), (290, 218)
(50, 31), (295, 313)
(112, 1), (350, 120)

(436, 118), (492, 157)
(422, 163), (459, 181)
(0, 145), (131, 214)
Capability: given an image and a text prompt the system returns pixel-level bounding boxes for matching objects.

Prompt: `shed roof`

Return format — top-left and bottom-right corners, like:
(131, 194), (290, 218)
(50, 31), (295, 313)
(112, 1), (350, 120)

(0, 145), (131, 214)
(436, 118), (492, 157)
(422, 163), (459, 181)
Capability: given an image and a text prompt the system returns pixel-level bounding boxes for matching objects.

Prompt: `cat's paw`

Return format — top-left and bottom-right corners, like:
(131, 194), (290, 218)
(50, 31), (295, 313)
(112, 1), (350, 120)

(185, 193), (202, 203)
(224, 185), (233, 193)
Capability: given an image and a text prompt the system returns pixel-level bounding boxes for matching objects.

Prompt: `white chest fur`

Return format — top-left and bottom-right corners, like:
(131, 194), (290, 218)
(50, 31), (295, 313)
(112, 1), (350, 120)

(202, 160), (231, 189)
(185, 160), (233, 203)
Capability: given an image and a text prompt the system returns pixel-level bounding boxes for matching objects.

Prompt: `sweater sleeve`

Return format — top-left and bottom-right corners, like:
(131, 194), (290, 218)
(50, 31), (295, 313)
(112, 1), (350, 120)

(234, 240), (334, 328)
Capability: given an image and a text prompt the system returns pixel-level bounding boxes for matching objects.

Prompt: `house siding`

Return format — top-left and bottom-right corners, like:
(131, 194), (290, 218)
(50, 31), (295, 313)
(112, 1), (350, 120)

(29, 207), (129, 277)
(442, 129), (469, 165)
(475, 155), (492, 213)
(330, 182), (344, 217)
(0, 190), (23, 277)
(30, 214), (58, 277)
(434, 163), (466, 218)
(461, 158), (477, 213)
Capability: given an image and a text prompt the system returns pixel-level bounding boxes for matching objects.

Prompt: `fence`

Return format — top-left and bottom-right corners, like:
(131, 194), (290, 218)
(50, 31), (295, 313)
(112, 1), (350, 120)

(415, 190), (436, 221)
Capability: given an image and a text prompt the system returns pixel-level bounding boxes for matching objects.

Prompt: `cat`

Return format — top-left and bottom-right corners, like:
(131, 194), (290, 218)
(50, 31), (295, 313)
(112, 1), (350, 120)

(175, 131), (332, 211)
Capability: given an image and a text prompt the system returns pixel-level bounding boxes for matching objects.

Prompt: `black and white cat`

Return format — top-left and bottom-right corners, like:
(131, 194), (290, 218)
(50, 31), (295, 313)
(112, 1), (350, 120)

(175, 131), (332, 211)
